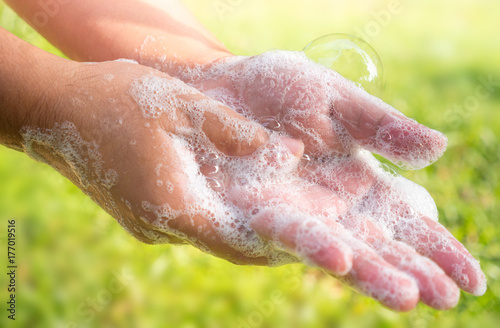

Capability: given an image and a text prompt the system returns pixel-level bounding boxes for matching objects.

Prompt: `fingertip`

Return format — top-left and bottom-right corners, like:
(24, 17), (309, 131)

(202, 106), (270, 157)
(346, 249), (420, 312)
(426, 276), (460, 310)
(419, 126), (448, 165)
(399, 294), (420, 312)
(245, 127), (270, 155)
(310, 241), (353, 276)
(435, 128), (448, 151)
(279, 136), (305, 158)
(465, 265), (487, 296)
(416, 217), (487, 297)
(423, 249), (486, 297)
(387, 275), (420, 312)
(372, 119), (448, 169)
(471, 279), (487, 296)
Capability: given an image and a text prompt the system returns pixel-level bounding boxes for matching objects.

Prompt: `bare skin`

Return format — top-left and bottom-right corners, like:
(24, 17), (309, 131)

(2, 0), (487, 311)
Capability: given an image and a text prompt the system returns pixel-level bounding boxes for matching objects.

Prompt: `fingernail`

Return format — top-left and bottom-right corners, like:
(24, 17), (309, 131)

(279, 137), (304, 158)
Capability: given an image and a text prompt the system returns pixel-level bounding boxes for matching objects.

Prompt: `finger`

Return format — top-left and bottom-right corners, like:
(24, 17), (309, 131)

(352, 175), (486, 297)
(251, 209), (353, 275)
(339, 216), (460, 310)
(336, 237), (420, 312)
(303, 154), (481, 301)
(352, 175), (486, 296)
(394, 215), (487, 296)
(229, 168), (419, 310)
(332, 75), (448, 169)
(228, 180), (353, 275)
(145, 73), (303, 158)
(201, 102), (304, 158)
(307, 164), (460, 309)
(375, 240), (460, 310)
(249, 182), (419, 311)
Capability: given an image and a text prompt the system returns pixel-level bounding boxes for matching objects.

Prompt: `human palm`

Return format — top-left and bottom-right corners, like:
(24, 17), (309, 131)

(21, 59), (308, 265)
(164, 50), (486, 310)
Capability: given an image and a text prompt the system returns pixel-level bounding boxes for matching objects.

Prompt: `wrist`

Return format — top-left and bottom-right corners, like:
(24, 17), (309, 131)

(0, 29), (73, 150)
(136, 34), (234, 80)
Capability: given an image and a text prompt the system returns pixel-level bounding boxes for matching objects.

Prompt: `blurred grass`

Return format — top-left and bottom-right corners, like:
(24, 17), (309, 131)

(0, 0), (499, 327)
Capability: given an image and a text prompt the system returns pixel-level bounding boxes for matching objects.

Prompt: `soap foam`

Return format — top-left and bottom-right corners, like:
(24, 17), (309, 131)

(21, 122), (118, 191)
(20, 122), (123, 227)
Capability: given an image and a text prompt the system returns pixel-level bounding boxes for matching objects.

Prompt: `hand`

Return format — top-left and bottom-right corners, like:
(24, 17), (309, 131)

(18, 57), (312, 264)
(221, 148), (486, 311)
(164, 50), (486, 310)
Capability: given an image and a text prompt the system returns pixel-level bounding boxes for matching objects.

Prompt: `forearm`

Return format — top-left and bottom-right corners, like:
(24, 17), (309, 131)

(4, 0), (232, 76)
(0, 27), (64, 150)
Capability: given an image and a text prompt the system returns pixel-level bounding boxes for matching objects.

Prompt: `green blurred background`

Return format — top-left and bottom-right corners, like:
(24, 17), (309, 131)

(0, 0), (499, 327)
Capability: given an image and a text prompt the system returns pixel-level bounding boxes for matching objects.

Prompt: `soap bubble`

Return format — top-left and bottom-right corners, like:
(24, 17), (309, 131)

(258, 116), (284, 132)
(303, 33), (384, 95)
(301, 154), (313, 170)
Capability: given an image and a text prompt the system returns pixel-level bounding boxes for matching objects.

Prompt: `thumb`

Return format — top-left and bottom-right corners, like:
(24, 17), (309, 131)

(201, 102), (304, 158)
(332, 74), (448, 169)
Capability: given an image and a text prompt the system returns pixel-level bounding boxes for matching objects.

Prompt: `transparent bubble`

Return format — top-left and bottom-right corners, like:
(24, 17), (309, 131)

(203, 165), (225, 192)
(258, 116), (284, 132)
(301, 154), (313, 168)
(301, 154), (312, 162)
(206, 177), (224, 192)
(195, 151), (220, 165)
(204, 165), (220, 175)
(303, 33), (384, 95)
(380, 163), (399, 176)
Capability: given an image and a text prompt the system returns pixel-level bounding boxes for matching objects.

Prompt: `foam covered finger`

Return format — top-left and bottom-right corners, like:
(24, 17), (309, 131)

(227, 181), (353, 275)
(374, 241), (460, 310)
(337, 240), (420, 311)
(203, 106), (305, 162)
(201, 106), (269, 157)
(333, 79), (448, 169)
(130, 72), (299, 158)
(395, 216), (487, 296)
(335, 216), (460, 310)
(251, 210), (353, 275)
(347, 174), (485, 297)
